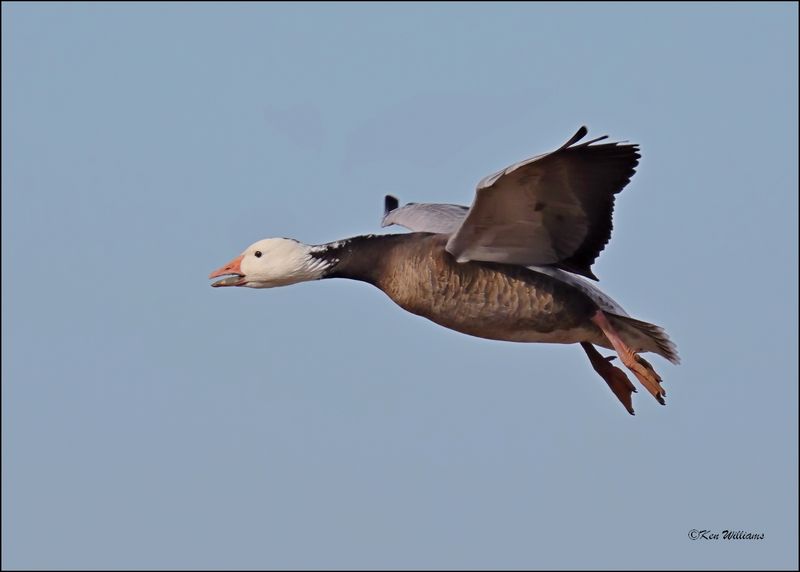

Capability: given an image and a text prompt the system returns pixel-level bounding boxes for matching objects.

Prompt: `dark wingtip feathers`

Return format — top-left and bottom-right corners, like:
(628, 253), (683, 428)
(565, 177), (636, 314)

(384, 195), (399, 217)
(562, 126), (589, 148)
(563, 126), (619, 150)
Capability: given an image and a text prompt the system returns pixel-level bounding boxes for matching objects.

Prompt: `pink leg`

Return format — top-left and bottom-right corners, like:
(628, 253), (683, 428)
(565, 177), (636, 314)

(590, 310), (666, 405)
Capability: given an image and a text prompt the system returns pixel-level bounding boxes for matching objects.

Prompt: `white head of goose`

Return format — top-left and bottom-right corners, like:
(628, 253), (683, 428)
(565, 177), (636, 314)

(210, 126), (679, 415)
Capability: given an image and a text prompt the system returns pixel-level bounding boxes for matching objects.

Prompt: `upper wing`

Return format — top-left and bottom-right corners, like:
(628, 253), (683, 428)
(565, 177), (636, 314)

(445, 126), (640, 280)
(381, 195), (468, 234)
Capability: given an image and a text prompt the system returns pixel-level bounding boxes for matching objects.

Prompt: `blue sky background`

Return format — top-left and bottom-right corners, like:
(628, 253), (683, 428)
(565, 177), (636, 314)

(2, 3), (797, 570)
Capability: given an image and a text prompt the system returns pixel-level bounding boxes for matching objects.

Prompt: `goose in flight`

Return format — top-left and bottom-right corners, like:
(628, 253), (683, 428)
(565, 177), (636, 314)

(209, 126), (679, 414)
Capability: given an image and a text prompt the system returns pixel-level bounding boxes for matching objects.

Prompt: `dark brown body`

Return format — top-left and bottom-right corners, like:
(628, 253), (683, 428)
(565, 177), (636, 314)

(323, 233), (604, 345)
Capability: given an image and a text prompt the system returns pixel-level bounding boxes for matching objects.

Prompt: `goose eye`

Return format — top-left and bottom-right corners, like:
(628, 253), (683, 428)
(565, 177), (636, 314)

(255, 251), (262, 258)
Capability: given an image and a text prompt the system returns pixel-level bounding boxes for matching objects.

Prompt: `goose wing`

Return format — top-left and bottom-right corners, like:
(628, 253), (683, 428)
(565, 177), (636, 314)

(444, 126), (640, 280)
(381, 195), (468, 234)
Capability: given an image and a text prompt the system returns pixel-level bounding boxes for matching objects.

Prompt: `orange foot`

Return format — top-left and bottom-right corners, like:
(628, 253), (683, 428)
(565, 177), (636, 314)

(581, 342), (637, 415)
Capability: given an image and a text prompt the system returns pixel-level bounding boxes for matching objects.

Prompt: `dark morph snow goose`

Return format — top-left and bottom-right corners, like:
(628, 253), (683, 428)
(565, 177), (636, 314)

(209, 127), (679, 414)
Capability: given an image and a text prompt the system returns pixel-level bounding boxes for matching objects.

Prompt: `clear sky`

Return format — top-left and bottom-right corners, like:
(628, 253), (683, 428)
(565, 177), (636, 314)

(2, 3), (797, 570)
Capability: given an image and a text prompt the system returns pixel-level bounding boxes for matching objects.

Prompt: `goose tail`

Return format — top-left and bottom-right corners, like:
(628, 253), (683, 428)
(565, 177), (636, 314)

(607, 314), (680, 365)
